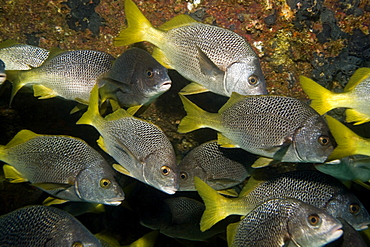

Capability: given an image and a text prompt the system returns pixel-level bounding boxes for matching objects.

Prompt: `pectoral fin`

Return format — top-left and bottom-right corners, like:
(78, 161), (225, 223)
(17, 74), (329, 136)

(32, 182), (72, 191)
(33, 84), (58, 99)
(197, 46), (224, 78)
(43, 197), (69, 206)
(112, 164), (132, 177)
(3, 164), (28, 183)
(251, 157), (276, 168)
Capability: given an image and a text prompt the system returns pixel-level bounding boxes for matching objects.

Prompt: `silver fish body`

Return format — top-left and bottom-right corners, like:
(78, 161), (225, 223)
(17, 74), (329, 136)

(0, 43), (49, 70)
(0, 205), (102, 247)
(0, 130), (124, 205)
(178, 140), (256, 191)
(231, 198), (343, 247)
(98, 47), (171, 107)
(161, 23), (267, 96)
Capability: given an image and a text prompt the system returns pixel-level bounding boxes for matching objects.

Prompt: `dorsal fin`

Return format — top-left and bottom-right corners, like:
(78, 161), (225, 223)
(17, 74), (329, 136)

(0, 40), (19, 49)
(219, 92), (248, 113)
(344, 68), (370, 92)
(104, 108), (132, 121)
(158, 14), (198, 31)
(6, 129), (39, 148)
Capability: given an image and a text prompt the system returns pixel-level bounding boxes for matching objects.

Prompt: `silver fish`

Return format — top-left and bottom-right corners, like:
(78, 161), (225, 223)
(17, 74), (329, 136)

(178, 140), (256, 191)
(230, 198), (343, 247)
(0, 40), (49, 70)
(114, 0), (267, 97)
(0, 205), (102, 247)
(0, 129), (124, 205)
(178, 93), (334, 165)
(98, 47), (172, 108)
(6, 49), (115, 105)
(77, 85), (178, 194)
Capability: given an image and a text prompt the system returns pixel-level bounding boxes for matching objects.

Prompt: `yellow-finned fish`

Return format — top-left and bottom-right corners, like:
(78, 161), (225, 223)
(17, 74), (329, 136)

(325, 115), (370, 160)
(76, 84), (178, 195)
(177, 93), (334, 165)
(300, 68), (370, 125)
(6, 49), (115, 106)
(114, 0), (267, 97)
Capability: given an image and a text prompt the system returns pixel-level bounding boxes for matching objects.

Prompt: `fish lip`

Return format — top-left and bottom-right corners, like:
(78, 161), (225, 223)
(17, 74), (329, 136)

(161, 187), (177, 195)
(356, 222), (370, 231)
(328, 228), (343, 243)
(160, 80), (172, 89)
(103, 196), (125, 206)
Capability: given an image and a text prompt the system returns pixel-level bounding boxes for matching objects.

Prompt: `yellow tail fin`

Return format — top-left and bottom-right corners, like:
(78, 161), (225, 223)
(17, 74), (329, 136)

(114, 0), (162, 47)
(76, 84), (102, 126)
(325, 116), (370, 159)
(177, 94), (218, 133)
(299, 76), (336, 115)
(194, 177), (232, 232)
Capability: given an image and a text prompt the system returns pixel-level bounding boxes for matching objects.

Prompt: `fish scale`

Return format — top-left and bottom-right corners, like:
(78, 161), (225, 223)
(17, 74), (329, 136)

(0, 205), (102, 246)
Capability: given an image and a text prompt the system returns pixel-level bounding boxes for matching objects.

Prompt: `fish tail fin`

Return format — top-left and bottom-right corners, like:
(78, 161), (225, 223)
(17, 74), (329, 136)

(177, 94), (214, 133)
(114, 0), (160, 46)
(325, 116), (358, 160)
(76, 84), (101, 126)
(299, 76), (336, 115)
(5, 70), (26, 107)
(194, 177), (231, 232)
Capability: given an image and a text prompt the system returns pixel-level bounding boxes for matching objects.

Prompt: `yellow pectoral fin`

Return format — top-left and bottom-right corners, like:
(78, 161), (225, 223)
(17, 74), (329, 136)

(112, 164), (132, 176)
(43, 197), (69, 206)
(32, 182), (72, 191)
(3, 164), (28, 183)
(217, 133), (239, 148)
(179, 82), (209, 95)
(33, 84), (58, 99)
(345, 109), (370, 125)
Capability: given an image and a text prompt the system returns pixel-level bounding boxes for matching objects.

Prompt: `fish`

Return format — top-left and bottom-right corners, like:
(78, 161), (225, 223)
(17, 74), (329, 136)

(228, 198), (343, 247)
(325, 115), (370, 160)
(0, 59), (5, 85)
(326, 218), (368, 247)
(0, 205), (102, 246)
(194, 170), (370, 232)
(98, 47), (172, 109)
(315, 155), (370, 182)
(300, 68), (370, 125)
(5, 49), (115, 105)
(95, 230), (159, 247)
(76, 84), (178, 194)
(0, 40), (49, 70)
(177, 93), (334, 165)
(113, 0), (267, 97)
(0, 129), (125, 206)
(178, 140), (256, 191)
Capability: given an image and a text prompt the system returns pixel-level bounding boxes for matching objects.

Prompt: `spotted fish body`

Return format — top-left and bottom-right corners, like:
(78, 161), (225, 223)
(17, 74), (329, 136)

(178, 93), (334, 163)
(196, 170), (370, 231)
(114, 0), (267, 97)
(6, 50), (115, 105)
(0, 130), (124, 205)
(178, 141), (256, 191)
(231, 198), (343, 247)
(0, 205), (102, 246)
(77, 85), (178, 194)
(0, 41), (49, 70)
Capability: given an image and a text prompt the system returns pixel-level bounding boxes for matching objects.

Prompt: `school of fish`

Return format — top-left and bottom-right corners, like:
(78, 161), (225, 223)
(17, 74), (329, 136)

(0, 0), (370, 246)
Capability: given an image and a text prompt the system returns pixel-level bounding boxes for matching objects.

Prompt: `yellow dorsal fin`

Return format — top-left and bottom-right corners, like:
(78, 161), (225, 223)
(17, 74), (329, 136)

(3, 164), (28, 183)
(344, 68), (370, 92)
(218, 92), (247, 114)
(104, 108), (131, 121)
(43, 197), (69, 206)
(5, 129), (39, 148)
(33, 84), (58, 99)
(158, 14), (197, 30)
(0, 39), (19, 49)
(226, 221), (240, 247)
(44, 47), (65, 61)
(239, 172), (266, 197)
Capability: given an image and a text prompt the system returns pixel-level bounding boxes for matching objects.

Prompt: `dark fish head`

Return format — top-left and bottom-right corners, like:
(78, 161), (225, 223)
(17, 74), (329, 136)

(75, 165), (125, 206)
(325, 192), (370, 231)
(293, 114), (335, 163)
(224, 59), (268, 96)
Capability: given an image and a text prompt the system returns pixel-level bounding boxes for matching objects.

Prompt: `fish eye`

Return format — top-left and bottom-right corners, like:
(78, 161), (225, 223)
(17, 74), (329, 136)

(161, 165), (171, 176)
(180, 172), (188, 180)
(146, 68), (154, 78)
(308, 214), (321, 226)
(349, 203), (360, 215)
(72, 241), (83, 247)
(100, 178), (112, 189)
(318, 136), (330, 146)
(248, 75), (259, 85)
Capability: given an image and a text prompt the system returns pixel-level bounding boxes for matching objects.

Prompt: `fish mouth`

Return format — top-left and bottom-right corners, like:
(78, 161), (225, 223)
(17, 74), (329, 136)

(160, 80), (172, 90)
(161, 187), (177, 195)
(327, 228), (343, 243)
(104, 196), (125, 206)
(356, 222), (370, 231)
